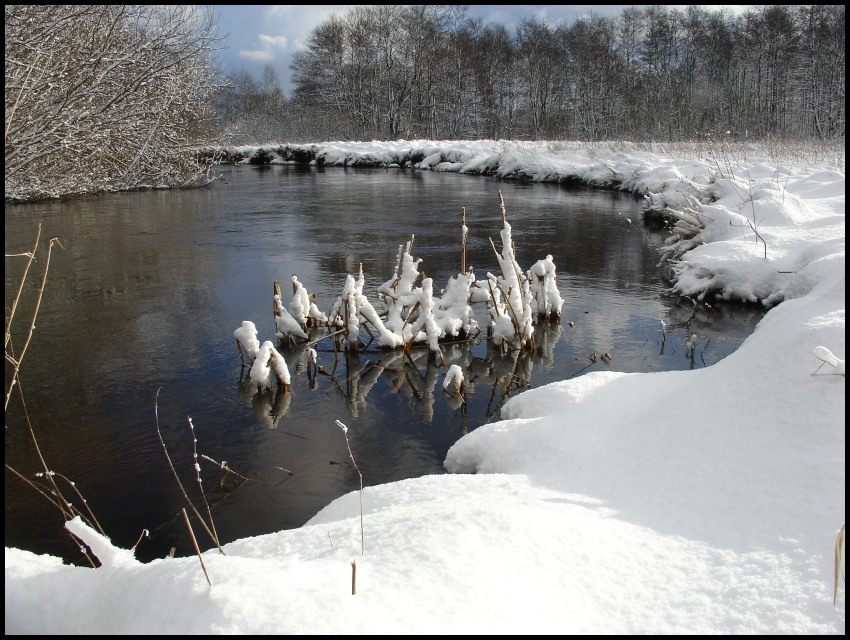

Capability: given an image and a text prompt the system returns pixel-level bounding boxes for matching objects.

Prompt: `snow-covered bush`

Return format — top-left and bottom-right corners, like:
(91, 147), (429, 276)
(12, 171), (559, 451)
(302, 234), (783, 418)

(5, 5), (222, 202)
(244, 192), (564, 360)
(249, 341), (291, 391)
(528, 255), (564, 321)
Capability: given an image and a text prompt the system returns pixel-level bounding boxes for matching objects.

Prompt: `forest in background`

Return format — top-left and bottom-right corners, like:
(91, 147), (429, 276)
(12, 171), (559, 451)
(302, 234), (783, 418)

(220, 4), (845, 144)
(4, 4), (845, 202)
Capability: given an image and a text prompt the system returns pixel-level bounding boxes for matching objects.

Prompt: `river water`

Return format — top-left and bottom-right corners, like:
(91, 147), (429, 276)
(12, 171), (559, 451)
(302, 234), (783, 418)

(4, 164), (766, 563)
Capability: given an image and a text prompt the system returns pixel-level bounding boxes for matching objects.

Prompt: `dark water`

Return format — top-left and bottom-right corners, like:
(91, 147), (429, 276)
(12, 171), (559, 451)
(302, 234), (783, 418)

(4, 165), (766, 564)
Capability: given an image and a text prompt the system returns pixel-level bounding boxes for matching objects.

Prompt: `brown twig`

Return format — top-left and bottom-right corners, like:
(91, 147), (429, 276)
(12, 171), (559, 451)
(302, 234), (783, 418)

(5, 228), (64, 412)
(131, 529), (150, 553)
(335, 420), (364, 556)
(182, 508), (212, 587)
(188, 416), (221, 548)
(154, 389), (224, 555)
(4, 228), (98, 567)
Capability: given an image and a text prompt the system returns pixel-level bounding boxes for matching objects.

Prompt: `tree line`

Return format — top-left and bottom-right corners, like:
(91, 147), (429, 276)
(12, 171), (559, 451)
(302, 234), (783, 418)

(223, 4), (845, 144)
(5, 5), (845, 202)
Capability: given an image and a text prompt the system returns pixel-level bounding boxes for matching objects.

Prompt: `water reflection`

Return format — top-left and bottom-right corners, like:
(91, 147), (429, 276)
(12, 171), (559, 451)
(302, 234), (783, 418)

(5, 164), (767, 565)
(241, 318), (578, 437)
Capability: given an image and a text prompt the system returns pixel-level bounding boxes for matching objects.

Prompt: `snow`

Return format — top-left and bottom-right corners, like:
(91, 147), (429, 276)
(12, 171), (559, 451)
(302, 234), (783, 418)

(5, 139), (845, 634)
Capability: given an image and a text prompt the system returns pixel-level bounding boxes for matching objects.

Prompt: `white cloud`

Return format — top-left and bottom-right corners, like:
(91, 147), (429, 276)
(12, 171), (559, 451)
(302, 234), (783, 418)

(238, 33), (288, 62)
(264, 4), (355, 51)
(258, 34), (288, 50)
(238, 49), (275, 62)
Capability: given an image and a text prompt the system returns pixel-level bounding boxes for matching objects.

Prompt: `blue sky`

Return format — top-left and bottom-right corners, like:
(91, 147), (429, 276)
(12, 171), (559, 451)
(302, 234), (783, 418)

(213, 5), (644, 95)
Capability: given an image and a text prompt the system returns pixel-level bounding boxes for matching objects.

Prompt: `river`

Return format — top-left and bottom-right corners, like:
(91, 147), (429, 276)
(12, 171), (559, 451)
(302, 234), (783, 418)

(4, 164), (766, 563)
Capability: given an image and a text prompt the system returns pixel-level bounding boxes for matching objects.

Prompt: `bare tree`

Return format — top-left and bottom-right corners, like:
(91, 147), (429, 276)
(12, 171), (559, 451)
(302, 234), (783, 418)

(5, 5), (226, 202)
(216, 66), (290, 144)
(794, 4), (845, 139)
(290, 14), (355, 140)
(515, 18), (561, 139)
(281, 4), (843, 145)
(562, 14), (623, 140)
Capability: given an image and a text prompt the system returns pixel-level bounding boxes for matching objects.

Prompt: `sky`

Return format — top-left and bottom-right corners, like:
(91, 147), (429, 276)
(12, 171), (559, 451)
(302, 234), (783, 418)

(5, 138), (845, 634)
(212, 5), (760, 96)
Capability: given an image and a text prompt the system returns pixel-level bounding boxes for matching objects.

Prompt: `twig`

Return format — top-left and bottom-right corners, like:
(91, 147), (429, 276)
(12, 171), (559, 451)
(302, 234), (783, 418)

(188, 416), (221, 548)
(5, 229), (64, 412)
(335, 420), (364, 556)
(154, 389), (224, 554)
(200, 454), (252, 482)
(301, 328), (347, 350)
(4, 228), (98, 566)
(4, 50), (40, 140)
(131, 529), (150, 553)
(836, 524), (845, 606)
(4, 224), (40, 353)
(182, 508), (212, 587)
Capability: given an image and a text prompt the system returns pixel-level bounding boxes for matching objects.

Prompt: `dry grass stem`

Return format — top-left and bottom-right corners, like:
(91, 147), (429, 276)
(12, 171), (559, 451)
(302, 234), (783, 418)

(5, 226), (64, 412)
(188, 417), (221, 548)
(154, 389), (224, 555)
(182, 508), (212, 587)
(5, 227), (98, 566)
(335, 420), (364, 556)
(131, 529), (150, 553)
(836, 524), (846, 606)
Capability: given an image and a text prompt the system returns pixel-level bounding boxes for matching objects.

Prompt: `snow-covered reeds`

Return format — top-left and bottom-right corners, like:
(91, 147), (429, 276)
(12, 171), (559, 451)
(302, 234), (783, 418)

(235, 319), (293, 395)
(234, 320), (261, 364)
(245, 193), (563, 365)
(528, 255), (564, 322)
(232, 194), (567, 433)
(460, 206), (468, 274)
(287, 276), (328, 331)
(327, 266), (403, 352)
(250, 341), (292, 391)
(273, 293), (308, 344)
(377, 236), (423, 338)
(481, 192), (537, 352)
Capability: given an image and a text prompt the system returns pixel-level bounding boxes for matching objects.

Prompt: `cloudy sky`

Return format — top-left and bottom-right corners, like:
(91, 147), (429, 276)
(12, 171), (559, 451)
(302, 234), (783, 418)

(212, 5), (758, 96)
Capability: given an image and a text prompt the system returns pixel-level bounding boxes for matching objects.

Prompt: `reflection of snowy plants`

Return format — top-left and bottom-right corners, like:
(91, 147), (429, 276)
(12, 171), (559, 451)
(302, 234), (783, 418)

(234, 191), (566, 421)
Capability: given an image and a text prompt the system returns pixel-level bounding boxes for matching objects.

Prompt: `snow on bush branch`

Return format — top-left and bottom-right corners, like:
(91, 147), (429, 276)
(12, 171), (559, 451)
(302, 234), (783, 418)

(5, 5), (224, 202)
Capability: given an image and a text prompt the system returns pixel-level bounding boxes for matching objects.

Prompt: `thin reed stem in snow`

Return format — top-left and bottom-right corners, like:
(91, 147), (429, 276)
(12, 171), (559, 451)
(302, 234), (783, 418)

(188, 416), (221, 549)
(335, 420), (364, 556)
(154, 388), (224, 555)
(182, 508), (212, 587)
